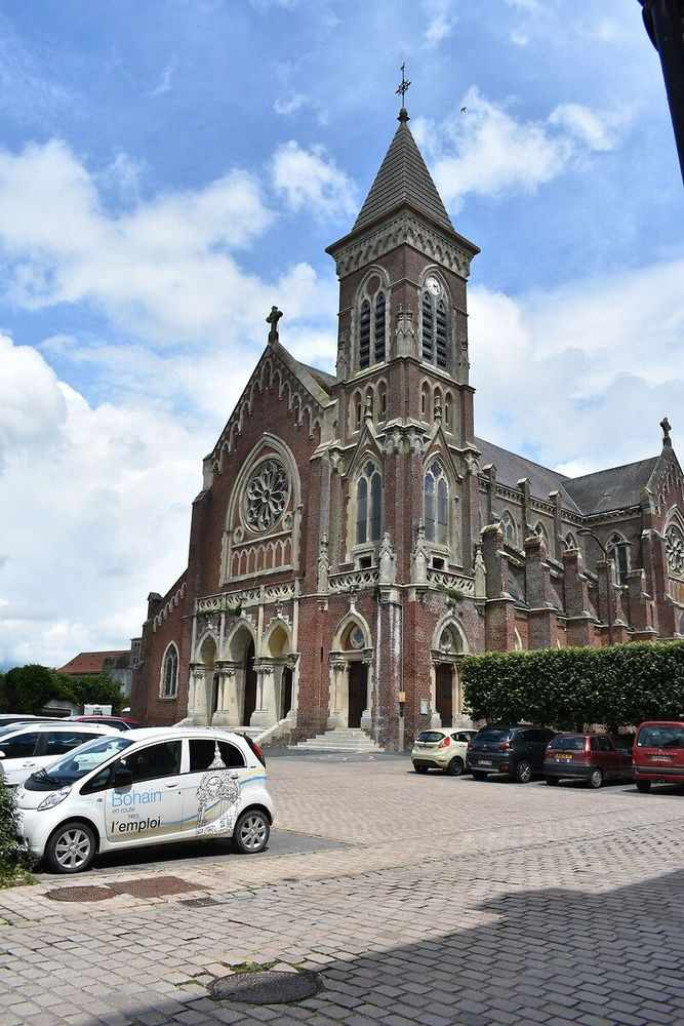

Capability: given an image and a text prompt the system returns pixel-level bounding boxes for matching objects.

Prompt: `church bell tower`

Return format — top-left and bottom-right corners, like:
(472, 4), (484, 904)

(325, 77), (480, 448)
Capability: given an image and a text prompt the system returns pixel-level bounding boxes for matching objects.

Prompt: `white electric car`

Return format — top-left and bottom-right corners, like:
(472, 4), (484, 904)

(14, 727), (274, 874)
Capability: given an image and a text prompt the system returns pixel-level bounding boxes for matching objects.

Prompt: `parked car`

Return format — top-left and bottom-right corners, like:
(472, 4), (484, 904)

(633, 721), (684, 793)
(0, 722), (119, 787)
(411, 728), (477, 775)
(468, 725), (556, 782)
(73, 716), (142, 731)
(14, 727), (274, 873)
(0, 715), (65, 726)
(544, 733), (633, 788)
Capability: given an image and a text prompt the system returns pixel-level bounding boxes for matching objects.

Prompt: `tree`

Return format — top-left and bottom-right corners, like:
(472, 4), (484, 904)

(0, 665), (57, 714)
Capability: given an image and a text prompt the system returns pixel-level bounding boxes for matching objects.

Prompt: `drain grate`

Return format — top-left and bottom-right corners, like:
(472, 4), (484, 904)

(181, 896), (224, 908)
(210, 970), (323, 1005)
(46, 886), (115, 903)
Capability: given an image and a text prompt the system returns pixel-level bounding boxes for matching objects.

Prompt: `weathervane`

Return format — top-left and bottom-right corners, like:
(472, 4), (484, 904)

(395, 62), (411, 120)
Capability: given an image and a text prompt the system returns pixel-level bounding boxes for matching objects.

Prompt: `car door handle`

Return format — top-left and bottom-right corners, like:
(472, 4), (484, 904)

(165, 783), (179, 788)
(22, 762), (36, 768)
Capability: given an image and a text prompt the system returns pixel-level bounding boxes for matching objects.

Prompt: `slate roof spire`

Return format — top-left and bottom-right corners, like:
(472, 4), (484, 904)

(352, 100), (455, 236)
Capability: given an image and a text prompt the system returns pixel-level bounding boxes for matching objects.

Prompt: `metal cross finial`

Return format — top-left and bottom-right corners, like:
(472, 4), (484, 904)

(266, 305), (283, 345)
(395, 62), (411, 119)
(661, 415), (673, 446)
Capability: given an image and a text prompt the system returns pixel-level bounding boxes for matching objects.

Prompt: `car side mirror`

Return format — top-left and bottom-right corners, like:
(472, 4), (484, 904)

(113, 766), (133, 788)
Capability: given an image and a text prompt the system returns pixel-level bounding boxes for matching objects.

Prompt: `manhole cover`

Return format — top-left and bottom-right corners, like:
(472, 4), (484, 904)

(181, 897), (224, 908)
(107, 876), (202, 898)
(210, 971), (322, 1005)
(46, 886), (115, 903)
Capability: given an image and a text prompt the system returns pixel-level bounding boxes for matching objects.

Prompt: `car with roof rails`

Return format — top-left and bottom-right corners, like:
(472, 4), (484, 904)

(14, 727), (274, 873)
(468, 724), (556, 783)
(0, 722), (119, 788)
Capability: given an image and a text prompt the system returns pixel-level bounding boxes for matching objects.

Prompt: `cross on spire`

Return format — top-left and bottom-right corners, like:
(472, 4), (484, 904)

(395, 62), (411, 121)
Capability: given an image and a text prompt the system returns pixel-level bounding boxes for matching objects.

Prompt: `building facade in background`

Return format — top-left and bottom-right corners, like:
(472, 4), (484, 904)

(131, 108), (684, 748)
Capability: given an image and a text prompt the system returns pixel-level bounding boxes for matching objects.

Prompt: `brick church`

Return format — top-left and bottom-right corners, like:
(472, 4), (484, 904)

(131, 102), (684, 749)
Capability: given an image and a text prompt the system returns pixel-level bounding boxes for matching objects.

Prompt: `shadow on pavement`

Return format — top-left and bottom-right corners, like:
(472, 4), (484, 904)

(74, 862), (684, 1025)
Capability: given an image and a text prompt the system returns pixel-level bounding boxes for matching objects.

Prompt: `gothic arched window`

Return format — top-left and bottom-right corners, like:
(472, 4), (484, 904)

(563, 532), (578, 552)
(422, 276), (450, 369)
(425, 461), (449, 546)
(666, 523), (684, 577)
(375, 293), (386, 363)
(420, 381), (430, 421)
(444, 393), (453, 430)
(160, 643), (179, 699)
(356, 461), (382, 545)
(534, 521), (550, 548)
(607, 533), (630, 584)
(378, 381), (388, 421)
(352, 391), (362, 431)
(357, 274), (387, 370)
(500, 511), (518, 548)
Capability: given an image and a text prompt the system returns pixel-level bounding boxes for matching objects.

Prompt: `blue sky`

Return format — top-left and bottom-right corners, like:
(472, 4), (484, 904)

(0, 0), (683, 667)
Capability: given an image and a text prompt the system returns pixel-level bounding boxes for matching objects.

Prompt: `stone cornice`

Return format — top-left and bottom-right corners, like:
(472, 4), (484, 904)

(328, 210), (475, 281)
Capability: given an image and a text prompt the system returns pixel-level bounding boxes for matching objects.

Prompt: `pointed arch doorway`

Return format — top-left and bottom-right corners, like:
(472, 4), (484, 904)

(243, 638), (257, 725)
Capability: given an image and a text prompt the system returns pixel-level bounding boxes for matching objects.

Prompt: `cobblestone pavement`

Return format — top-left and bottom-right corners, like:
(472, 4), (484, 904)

(3, 753), (684, 1025)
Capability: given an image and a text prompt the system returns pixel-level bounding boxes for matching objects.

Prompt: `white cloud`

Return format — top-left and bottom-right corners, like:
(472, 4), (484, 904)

(274, 94), (308, 116)
(469, 256), (684, 475)
(0, 334), (206, 667)
(151, 60), (177, 97)
(271, 140), (357, 218)
(417, 87), (630, 211)
(423, 0), (456, 47)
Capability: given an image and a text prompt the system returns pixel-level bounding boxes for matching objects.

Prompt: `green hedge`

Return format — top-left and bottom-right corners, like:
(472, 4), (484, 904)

(462, 641), (684, 729)
(0, 775), (34, 887)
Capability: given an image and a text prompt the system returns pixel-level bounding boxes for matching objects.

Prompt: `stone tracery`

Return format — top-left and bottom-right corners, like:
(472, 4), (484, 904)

(666, 523), (684, 576)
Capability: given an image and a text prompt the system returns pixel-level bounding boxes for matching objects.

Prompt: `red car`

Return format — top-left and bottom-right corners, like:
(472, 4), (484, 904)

(73, 715), (141, 731)
(633, 721), (684, 793)
(543, 733), (633, 789)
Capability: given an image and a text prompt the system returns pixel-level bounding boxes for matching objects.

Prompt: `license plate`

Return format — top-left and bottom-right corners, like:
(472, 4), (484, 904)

(478, 760), (492, 767)
(556, 754), (573, 761)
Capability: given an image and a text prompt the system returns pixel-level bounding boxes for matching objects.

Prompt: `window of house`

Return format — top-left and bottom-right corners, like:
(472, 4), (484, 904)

(425, 462), (449, 546)
(161, 643), (179, 698)
(422, 277), (450, 369)
(356, 461), (382, 545)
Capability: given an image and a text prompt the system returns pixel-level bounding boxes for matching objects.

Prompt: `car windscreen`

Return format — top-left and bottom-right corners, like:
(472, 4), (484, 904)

(24, 735), (133, 790)
(547, 736), (585, 751)
(416, 731), (446, 743)
(636, 726), (684, 749)
(473, 729), (511, 744)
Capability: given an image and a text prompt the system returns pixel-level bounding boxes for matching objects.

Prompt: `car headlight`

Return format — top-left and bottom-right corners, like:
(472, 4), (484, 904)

(37, 787), (71, 811)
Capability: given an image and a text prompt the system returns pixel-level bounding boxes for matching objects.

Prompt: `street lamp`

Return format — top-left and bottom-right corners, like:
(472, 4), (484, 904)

(578, 529), (614, 646)
(638, 0), (684, 185)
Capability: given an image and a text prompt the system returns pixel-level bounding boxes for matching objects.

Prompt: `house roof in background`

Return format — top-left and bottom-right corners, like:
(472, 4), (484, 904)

(57, 650), (130, 676)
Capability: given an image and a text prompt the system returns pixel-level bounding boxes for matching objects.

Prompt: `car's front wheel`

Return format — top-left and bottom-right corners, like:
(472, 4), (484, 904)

(45, 821), (97, 874)
(514, 760), (532, 784)
(446, 757), (464, 777)
(636, 780), (652, 794)
(589, 768), (603, 790)
(233, 809), (270, 854)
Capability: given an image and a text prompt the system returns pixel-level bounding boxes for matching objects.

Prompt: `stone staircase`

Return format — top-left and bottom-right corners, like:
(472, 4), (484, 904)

(289, 727), (385, 754)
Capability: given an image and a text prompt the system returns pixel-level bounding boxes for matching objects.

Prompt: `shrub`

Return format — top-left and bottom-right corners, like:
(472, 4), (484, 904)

(0, 775), (34, 887)
(462, 640), (684, 729)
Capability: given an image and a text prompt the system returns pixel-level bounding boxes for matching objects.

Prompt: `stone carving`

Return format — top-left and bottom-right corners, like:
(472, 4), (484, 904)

(378, 532), (397, 585)
(474, 544), (487, 600)
(317, 533), (330, 594)
(395, 304), (416, 357)
(412, 521), (429, 585)
(336, 333), (349, 379)
(666, 523), (684, 577)
(244, 458), (289, 532)
(266, 305), (283, 345)
(661, 416), (672, 447)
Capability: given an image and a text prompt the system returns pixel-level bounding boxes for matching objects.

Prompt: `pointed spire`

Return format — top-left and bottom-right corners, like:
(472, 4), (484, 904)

(352, 113), (454, 235)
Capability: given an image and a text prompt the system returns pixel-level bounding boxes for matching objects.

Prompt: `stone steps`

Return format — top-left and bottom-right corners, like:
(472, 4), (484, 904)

(289, 727), (385, 754)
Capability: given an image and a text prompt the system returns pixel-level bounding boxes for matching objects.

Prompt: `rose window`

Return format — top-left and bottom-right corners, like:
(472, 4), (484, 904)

(666, 524), (684, 577)
(244, 458), (289, 532)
